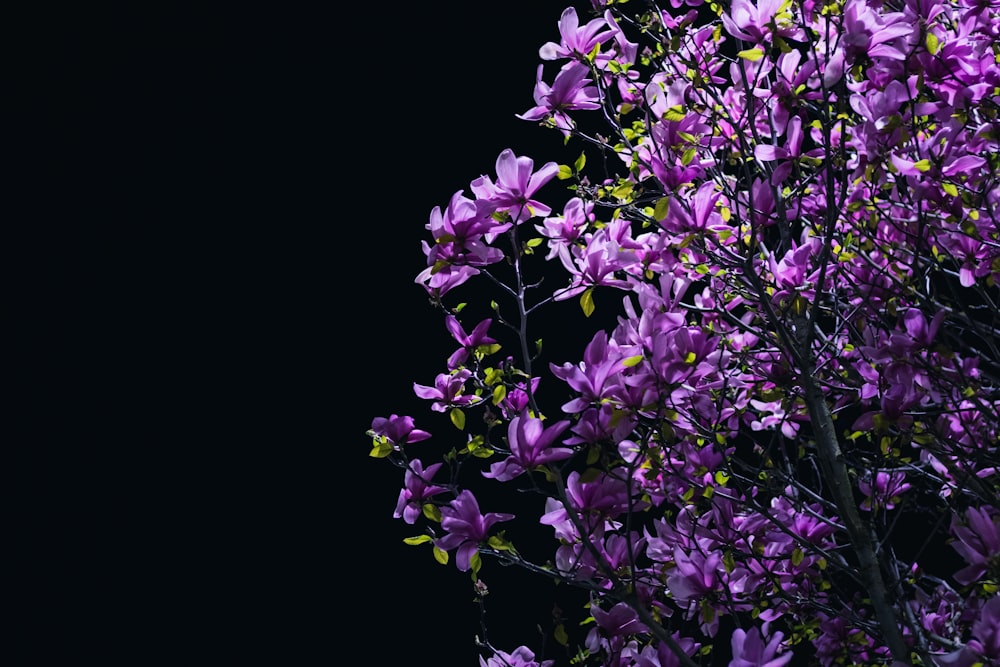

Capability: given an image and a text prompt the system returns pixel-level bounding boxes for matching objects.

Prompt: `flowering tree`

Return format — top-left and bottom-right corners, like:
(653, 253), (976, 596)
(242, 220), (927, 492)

(368, 0), (1000, 665)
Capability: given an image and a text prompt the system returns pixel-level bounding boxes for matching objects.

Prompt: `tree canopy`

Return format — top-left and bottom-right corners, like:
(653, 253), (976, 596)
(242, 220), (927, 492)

(370, 1), (1000, 665)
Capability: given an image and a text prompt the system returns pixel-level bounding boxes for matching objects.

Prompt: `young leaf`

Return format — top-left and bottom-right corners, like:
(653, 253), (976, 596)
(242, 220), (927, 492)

(580, 287), (596, 318)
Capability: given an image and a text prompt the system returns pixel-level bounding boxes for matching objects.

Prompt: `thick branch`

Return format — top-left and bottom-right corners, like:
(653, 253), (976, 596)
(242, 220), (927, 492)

(803, 375), (911, 664)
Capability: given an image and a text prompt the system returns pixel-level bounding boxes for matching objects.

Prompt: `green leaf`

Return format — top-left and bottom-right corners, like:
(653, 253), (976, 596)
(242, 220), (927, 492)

(472, 446), (495, 459)
(478, 343), (502, 357)
(557, 164), (573, 180)
(737, 48), (765, 61)
(433, 546), (449, 565)
(611, 181), (634, 201)
(554, 624), (569, 646)
(574, 152), (587, 172)
(664, 105), (686, 122)
(653, 196), (671, 221)
(925, 31), (940, 55)
(701, 602), (716, 624)
(369, 438), (393, 458)
(404, 534), (433, 546)
(622, 354), (644, 368)
(492, 384), (507, 406)
(450, 408), (466, 430)
(580, 288), (596, 318)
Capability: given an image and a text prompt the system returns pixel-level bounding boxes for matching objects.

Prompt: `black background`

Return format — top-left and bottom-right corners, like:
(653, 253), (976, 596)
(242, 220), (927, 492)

(33, 2), (600, 664)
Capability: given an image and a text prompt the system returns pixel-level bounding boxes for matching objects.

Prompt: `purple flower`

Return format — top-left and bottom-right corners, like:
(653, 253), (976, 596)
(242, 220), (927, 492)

(886, 308), (946, 355)
(858, 469), (912, 512)
(940, 597), (1000, 666)
(496, 375), (541, 419)
(970, 595), (1000, 661)
(483, 410), (573, 482)
(950, 505), (1000, 585)
(470, 148), (560, 223)
(729, 625), (793, 667)
(667, 545), (724, 604)
(369, 414), (431, 447)
(393, 458), (447, 524)
(480, 645), (554, 667)
(415, 190), (508, 297)
(413, 369), (482, 413)
(539, 468), (639, 532)
(586, 601), (649, 654)
(444, 315), (497, 370)
(549, 330), (628, 413)
(517, 62), (602, 138)
(550, 226), (635, 301)
(535, 196), (594, 260)
(426, 189), (508, 245)
(722, 0), (804, 44)
(415, 260), (482, 298)
(754, 114), (807, 185)
(839, 0), (914, 63)
(436, 490), (515, 571)
(538, 6), (612, 62)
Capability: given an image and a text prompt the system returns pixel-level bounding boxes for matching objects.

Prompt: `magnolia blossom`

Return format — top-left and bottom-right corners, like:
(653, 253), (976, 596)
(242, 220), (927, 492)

(480, 647), (554, 667)
(393, 458), (447, 524)
(538, 6), (612, 61)
(470, 148), (559, 223)
(368, 414), (431, 447)
(950, 506), (1000, 585)
(444, 314), (497, 370)
(412, 369), (482, 413)
(729, 626), (793, 667)
(586, 602), (649, 656)
(517, 62), (602, 138)
(858, 470), (912, 512)
(483, 410), (573, 482)
(436, 490), (515, 572)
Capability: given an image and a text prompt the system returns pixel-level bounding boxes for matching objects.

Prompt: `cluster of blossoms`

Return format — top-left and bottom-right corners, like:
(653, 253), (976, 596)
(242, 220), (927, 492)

(370, 0), (1000, 665)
